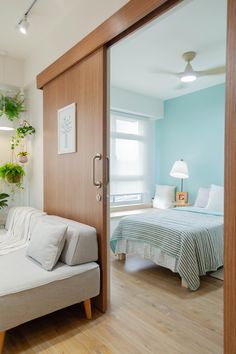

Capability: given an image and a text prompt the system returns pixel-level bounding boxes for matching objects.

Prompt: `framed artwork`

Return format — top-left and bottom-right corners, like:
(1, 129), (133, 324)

(58, 103), (76, 154)
(176, 192), (188, 204)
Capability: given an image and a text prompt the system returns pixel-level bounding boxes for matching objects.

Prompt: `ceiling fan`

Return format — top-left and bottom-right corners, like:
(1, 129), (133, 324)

(177, 51), (225, 83)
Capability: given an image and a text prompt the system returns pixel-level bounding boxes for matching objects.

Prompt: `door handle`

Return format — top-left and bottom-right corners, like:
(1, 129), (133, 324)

(92, 153), (102, 188)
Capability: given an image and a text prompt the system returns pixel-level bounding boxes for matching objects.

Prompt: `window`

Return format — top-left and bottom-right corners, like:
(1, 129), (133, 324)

(110, 111), (155, 206)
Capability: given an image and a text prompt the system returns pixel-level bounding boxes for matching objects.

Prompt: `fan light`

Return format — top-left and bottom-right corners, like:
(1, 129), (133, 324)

(180, 62), (197, 83)
(181, 74), (197, 83)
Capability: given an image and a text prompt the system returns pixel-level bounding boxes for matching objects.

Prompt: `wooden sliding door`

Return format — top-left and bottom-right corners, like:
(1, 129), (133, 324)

(38, 0), (236, 350)
(43, 47), (108, 312)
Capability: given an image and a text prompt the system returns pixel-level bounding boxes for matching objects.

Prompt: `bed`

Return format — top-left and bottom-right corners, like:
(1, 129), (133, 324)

(110, 207), (223, 290)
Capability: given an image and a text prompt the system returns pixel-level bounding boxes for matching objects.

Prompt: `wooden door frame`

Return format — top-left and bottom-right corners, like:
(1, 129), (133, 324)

(38, 0), (235, 352)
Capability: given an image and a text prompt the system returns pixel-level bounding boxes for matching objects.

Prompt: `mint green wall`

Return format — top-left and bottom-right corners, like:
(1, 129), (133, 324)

(156, 84), (225, 203)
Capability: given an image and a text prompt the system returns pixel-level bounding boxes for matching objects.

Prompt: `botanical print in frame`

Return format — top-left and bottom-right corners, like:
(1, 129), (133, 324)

(58, 103), (76, 154)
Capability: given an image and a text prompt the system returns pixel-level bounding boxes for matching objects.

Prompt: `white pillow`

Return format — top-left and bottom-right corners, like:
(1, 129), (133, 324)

(206, 184), (224, 212)
(153, 184), (176, 209)
(27, 219), (67, 271)
(194, 187), (210, 208)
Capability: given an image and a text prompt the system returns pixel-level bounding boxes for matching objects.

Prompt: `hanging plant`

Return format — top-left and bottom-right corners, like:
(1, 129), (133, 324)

(0, 163), (25, 189)
(16, 121), (35, 138)
(11, 121), (36, 150)
(17, 151), (29, 164)
(0, 91), (25, 121)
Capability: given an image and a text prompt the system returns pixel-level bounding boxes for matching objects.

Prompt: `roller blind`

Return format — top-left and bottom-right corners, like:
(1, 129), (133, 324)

(110, 111), (154, 206)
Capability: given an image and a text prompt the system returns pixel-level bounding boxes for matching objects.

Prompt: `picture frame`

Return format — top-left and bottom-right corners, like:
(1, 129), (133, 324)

(58, 103), (76, 154)
(176, 191), (188, 204)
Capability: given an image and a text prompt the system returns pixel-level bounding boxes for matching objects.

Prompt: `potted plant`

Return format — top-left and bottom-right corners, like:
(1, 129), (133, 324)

(16, 121), (35, 139)
(0, 163), (25, 186)
(17, 151), (29, 164)
(0, 91), (24, 121)
(0, 193), (9, 209)
(11, 121), (36, 151)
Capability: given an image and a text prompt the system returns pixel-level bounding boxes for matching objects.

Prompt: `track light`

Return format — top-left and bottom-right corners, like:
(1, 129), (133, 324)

(18, 16), (29, 35)
(17, 0), (38, 35)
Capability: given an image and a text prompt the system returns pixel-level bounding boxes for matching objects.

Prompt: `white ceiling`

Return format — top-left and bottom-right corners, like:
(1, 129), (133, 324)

(110, 0), (227, 100)
(0, 0), (86, 59)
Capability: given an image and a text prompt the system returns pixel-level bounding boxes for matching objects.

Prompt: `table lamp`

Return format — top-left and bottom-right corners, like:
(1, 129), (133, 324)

(170, 159), (189, 192)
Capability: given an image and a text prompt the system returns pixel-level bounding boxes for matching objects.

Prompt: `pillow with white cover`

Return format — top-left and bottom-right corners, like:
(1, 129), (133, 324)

(26, 219), (67, 271)
(194, 187), (210, 208)
(153, 184), (176, 209)
(206, 184), (224, 212)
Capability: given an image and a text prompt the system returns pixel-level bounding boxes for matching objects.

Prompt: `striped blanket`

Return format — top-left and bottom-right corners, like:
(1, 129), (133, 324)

(110, 208), (223, 290)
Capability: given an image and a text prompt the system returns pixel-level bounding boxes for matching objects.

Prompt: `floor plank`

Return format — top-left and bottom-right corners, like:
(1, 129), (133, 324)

(4, 255), (223, 354)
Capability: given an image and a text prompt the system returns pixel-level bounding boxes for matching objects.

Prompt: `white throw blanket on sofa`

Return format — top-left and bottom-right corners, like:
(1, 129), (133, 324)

(0, 207), (46, 255)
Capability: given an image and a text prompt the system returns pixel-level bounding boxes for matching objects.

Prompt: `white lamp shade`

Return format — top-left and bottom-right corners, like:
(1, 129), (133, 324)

(170, 160), (189, 179)
(0, 114), (15, 131)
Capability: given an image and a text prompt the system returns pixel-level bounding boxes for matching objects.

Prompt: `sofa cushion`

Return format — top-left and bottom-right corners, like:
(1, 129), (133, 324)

(45, 215), (98, 266)
(26, 219), (67, 270)
(0, 248), (99, 297)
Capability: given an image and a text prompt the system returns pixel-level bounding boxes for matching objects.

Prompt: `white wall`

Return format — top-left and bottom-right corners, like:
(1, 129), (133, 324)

(0, 55), (24, 88)
(24, 0), (129, 85)
(111, 86), (164, 119)
(24, 83), (43, 209)
(23, 0), (129, 210)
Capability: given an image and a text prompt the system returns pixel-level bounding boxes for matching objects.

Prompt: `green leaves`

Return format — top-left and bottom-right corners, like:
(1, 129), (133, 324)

(11, 121), (36, 150)
(16, 124), (35, 138)
(0, 163), (25, 191)
(0, 193), (9, 209)
(0, 163), (25, 179)
(17, 151), (28, 157)
(0, 91), (25, 121)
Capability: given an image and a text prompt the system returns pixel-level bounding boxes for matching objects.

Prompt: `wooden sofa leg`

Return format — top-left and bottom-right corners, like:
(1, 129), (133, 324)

(117, 253), (126, 261)
(0, 331), (5, 354)
(83, 299), (92, 320)
(181, 278), (188, 288)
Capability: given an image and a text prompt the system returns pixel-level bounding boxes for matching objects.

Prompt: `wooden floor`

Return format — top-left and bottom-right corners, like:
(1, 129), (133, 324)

(4, 255), (223, 354)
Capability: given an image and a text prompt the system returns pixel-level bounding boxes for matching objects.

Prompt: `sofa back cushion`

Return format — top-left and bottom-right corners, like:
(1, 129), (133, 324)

(26, 219), (67, 271)
(45, 215), (98, 266)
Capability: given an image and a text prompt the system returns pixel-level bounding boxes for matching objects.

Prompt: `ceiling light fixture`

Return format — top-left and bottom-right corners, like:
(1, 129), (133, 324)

(18, 15), (29, 35)
(180, 62), (197, 83)
(17, 0), (38, 35)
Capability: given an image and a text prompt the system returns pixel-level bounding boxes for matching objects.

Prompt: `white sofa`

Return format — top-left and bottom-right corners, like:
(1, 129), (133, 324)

(0, 210), (100, 353)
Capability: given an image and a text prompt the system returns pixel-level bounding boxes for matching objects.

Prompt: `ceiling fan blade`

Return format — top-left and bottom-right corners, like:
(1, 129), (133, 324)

(149, 67), (178, 76)
(196, 66), (225, 76)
